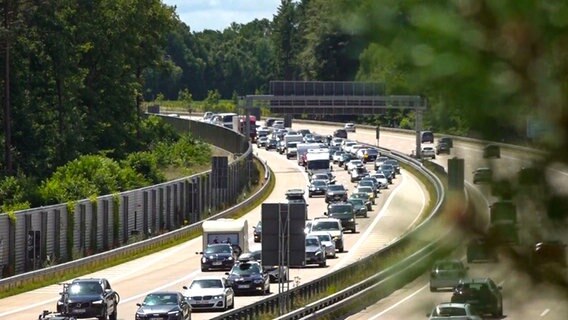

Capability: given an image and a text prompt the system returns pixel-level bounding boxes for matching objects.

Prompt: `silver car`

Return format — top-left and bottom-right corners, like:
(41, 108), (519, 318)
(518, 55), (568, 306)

(429, 260), (468, 292)
(308, 231), (337, 258)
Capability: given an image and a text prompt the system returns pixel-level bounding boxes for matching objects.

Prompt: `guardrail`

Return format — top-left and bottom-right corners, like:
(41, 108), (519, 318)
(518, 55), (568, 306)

(0, 120), (274, 291)
(212, 145), (449, 320)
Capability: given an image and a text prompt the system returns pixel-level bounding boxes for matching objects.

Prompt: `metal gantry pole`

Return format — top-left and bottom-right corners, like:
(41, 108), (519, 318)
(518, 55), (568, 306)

(415, 108), (423, 158)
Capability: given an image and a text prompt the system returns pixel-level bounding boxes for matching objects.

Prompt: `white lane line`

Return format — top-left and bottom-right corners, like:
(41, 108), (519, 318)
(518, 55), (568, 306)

(0, 296), (60, 318)
(403, 172), (427, 232)
(540, 308), (550, 317)
(119, 269), (202, 304)
(368, 283), (428, 319)
(332, 173), (408, 271)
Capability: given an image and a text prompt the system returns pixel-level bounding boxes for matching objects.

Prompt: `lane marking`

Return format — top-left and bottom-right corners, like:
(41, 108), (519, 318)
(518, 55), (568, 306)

(332, 172), (410, 271)
(368, 283), (428, 319)
(119, 269), (202, 304)
(540, 308), (550, 317)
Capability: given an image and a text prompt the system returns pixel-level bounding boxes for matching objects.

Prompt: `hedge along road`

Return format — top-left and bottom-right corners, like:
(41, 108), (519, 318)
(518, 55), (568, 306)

(287, 122), (568, 320)
(0, 121), (429, 319)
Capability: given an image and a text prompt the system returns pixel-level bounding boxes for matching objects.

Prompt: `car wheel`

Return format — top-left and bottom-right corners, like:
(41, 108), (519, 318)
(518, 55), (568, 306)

(265, 283), (270, 295)
(352, 228), (356, 233)
(309, 193), (312, 198)
(201, 266), (208, 272)
(97, 308), (108, 320)
(109, 304), (118, 320)
(429, 286), (437, 292)
(319, 261), (326, 267)
(339, 246), (344, 253)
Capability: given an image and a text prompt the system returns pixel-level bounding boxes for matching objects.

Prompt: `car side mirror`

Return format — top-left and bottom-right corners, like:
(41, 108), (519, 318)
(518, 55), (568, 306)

(196, 251), (203, 255)
(225, 272), (230, 276)
(252, 226), (256, 230)
(323, 212), (328, 215)
(136, 303), (142, 307)
(182, 286), (188, 290)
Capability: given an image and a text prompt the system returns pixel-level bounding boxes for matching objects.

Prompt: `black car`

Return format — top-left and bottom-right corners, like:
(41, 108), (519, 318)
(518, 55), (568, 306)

(490, 201), (517, 224)
(338, 153), (354, 167)
(384, 159), (400, 174)
(362, 148), (379, 162)
(56, 278), (119, 320)
(325, 184), (348, 203)
(226, 261), (270, 295)
(436, 142), (450, 155)
(483, 144), (501, 158)
(253, 221), (262, 243)
(238, 250), (288, 282)
(198, 243), (237, 271)
(472, 167), (492, 184)
(325, 202), (356, 233)
(135, 291), (191, 320)
(333, 129), (348, 139)
(439, 136), (454, 148)
(308, 179), (329, 197)
(266, 139), (279, 150)
(451, 278), (503, 317)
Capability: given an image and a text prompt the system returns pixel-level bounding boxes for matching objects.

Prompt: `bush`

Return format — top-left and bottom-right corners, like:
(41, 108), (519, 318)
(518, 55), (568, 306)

(123, 152), (165, 184)
(0, 174), (37, 210)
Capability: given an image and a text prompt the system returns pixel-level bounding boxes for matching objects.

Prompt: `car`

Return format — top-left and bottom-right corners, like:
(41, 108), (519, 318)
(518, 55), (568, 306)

(438, 136), (454, 147)
(308, 231), (337, 258)
(344, 122), (356, 132)
(357, 179), (378, 196)
(325, 202), (357, 233)
(257, 136), (269, 147)
(277, 140), (287, 154)
(518, 166), (545, 185)
(325, 184), (348, 203)
(369, 173), (388, 189)
(347, 198), (369, 217)
(350, 166), (369, 182)
(197, 243), (237, 271)
(308, 218), (345, 252)
(483, 144), (501, 158)
(237, 249), (289, 282)
(308, 179), (329, 197)
(349, 192), (373, 211)
(286, 188), (308, 205)
(183, 276), (234, 311)
(472, 167), (492, 184)
(427, 302), (482, 320)
(531, 241), (567, 268)
(345, 159), (364, 171)
(354, 186), (376, 205)
(331, 137), (344, 147)
(436, 141), (450, 155)
(429, 259), (468, 292)
(384, 159), (400, 174)
(374, 156), (389, 170)
(135, 291), (191, 320)
(332, 150), (345, 163)
(298, 129), (311, 136)
(421, 146), (436, 159)
(333, 129), (348, 139)
(310, 172), (335, 184)
(361, 148), (380, 162)
(226, 261), (270, 295)
(266, 138), (279, 150)
(466, 236), (498, 263)
(376, 163), (396, 180)
(342, 141), (358, 153)
(489, 200), (517, 224)
(421, 130), (434, 143)
(451, 278), (503, 317)
(272, 120), (285, 129)
(56, 278), (119, 320)
(488, 221), (519, 245)
(350, 144), (366, 156)
(338, 152), (355, 167)
(304, 235), (327, 267)
(253, 221), (262, 242)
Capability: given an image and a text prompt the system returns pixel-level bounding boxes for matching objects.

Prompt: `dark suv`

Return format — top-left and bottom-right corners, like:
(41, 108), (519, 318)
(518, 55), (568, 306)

(451, 278), (503, 317)
(57, 278), (119, 320)
(325, 184), (348, 203)
(325, 202), (356, 233)
(333, 129), (348, 139)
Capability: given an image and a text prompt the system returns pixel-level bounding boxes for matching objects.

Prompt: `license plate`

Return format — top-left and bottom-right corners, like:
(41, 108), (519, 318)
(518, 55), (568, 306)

(212, 261), (222, 266)
(196, 300), (208, 304)
(73, 309), (86, 313)
(238, 284), (250, 289)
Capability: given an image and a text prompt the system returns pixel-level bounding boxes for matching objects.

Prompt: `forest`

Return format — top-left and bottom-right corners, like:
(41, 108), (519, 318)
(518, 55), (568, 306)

(1, 0), (568, 213)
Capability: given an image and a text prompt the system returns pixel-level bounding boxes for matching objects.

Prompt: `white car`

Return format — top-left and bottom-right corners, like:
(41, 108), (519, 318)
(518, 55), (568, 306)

(308, 231), (337, 258)
(342, 141), (357, 153)
(183, 276), (235, 311)
(308, 218), (345, 252)
(350, 144), (366, 156)
(421, 146), (436, 159)
(370, 173), (388, 189)
(332, 150), (345, 163)
(331, 137), (344, 147)
(344, 123), (356, 132)
(427, 302), (482, 320)
(345, 159), (364, 171)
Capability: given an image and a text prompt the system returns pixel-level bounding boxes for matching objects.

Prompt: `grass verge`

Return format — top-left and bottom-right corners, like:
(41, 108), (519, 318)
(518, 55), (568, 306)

(0, 158), (275, 299)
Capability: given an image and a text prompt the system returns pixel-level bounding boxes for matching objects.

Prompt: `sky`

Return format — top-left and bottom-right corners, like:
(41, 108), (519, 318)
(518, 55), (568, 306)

(162, 0), (281, 32)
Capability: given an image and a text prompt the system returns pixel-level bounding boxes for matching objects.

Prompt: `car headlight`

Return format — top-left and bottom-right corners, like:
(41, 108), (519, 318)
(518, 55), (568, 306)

(315, 250), (322, 256)
(213, 295), (224, 300)
(228, 256), (233, 260)
(91, 300), (104, 305)
(201, 257), (207, 263)
(349, 218), (354, 222)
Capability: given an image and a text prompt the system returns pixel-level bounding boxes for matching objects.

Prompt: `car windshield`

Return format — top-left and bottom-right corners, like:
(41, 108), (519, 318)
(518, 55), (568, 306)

(230, 263), (261, 276)
(306, 238), (320, 246)
(351, 193), (367, 199)
(377, 157), (388, 162)
(373, 174), (386, 179)
(314, 174), (328, 180)
(329, 205), (352, 214)
(359, 181), (373, 187)
(358, 187), (373, 193)
(312, 221), (340, 231)
(327, 185), (345, 191)
(350, 160), (362, 165)
(312, 180), (327, 186)
(68, 282), (103, 297)
(349, 199), (364, 206)
(314, 234), (331, 242)
(204, 245), (232, 254)
(190, 279), (223, 289)
(434, 307), (467, 317)
(385, 160), (398, 166)
(366, 149), (379, 155)
(435, 261), (463, 270)
(143, 293), (178, 306)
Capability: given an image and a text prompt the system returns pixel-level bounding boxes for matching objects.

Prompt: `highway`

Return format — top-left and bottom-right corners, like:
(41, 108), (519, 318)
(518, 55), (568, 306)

(0, 121), (429, 320)
(293, 124), (568, 320)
